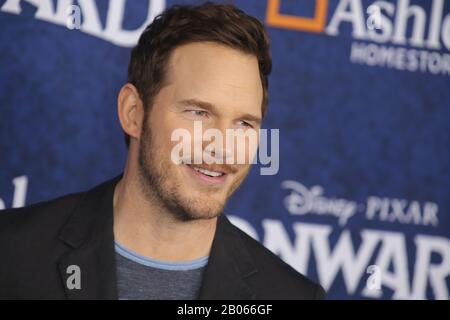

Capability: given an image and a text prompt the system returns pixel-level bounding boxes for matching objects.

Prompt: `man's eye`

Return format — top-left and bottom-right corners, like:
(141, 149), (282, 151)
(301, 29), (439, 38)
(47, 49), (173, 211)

(238, 120), (253, 128)
(187, 110), (208, 117)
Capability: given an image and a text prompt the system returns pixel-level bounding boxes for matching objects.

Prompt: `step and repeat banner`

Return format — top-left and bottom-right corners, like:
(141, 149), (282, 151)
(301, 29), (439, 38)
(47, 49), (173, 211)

(0, 0), (449, 299)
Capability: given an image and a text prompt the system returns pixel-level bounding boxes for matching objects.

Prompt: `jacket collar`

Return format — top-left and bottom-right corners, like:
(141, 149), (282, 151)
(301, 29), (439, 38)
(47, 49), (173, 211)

(58, 174), (122, 299)
(198, 214), (258, 299)
(57, 174), (258, 300)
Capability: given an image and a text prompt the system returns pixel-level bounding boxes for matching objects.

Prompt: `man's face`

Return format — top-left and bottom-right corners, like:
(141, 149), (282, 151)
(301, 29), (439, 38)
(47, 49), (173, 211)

(138, 42), (263, 221)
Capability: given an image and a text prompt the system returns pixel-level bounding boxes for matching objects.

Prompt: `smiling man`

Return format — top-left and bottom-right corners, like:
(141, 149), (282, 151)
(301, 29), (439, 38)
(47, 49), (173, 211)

(0, 2), (325, 300)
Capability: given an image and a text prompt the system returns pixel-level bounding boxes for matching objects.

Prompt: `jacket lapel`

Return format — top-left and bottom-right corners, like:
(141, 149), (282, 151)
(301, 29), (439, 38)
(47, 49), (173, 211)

(198, 215), (258, 300)
(57, 174), (123, 300)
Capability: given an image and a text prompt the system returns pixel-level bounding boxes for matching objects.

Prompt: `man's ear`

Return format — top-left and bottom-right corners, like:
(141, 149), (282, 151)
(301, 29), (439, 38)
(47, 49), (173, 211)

(117, 83), (145, 143)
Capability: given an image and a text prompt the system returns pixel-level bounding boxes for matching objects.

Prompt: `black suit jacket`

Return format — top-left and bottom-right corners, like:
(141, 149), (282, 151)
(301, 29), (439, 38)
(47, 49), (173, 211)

(0, 174), (325, 299)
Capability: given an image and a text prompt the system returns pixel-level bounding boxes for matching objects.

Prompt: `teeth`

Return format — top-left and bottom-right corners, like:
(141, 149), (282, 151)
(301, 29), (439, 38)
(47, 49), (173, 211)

(192, 166), (223, 177)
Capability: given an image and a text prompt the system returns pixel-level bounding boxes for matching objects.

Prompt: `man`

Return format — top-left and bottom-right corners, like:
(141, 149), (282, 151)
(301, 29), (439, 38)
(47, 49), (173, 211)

(0, 2), (325, 300)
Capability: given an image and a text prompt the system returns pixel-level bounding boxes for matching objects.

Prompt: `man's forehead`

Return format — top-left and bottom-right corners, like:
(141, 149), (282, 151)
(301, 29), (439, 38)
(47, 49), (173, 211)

(167, 42), (259, 81)
(165, 42), (263, 111)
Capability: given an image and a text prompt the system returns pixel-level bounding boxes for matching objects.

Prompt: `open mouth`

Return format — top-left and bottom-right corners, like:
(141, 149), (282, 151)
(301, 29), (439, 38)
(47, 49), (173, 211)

(190, 165), (224, 177)
(183, 163), (228, 184)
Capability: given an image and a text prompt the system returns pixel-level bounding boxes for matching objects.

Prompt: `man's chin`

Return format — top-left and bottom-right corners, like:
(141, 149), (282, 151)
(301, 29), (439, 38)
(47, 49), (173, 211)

(174, 196), (225, 221)
(187, 205), (224, 220)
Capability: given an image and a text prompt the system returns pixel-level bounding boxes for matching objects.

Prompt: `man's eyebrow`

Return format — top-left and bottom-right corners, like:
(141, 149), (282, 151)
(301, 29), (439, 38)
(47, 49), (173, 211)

(178, 99), (217, 111)
(178, 98), (262, 124)
(240, 113), (262, 125)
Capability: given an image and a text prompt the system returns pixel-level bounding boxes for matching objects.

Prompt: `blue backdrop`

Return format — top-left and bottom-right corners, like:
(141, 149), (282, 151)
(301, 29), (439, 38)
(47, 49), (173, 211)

(1, 0), (449, 299)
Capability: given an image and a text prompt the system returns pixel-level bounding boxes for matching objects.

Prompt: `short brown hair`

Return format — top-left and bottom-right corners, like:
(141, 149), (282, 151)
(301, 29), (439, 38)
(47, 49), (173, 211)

(125, 2), (272, 148)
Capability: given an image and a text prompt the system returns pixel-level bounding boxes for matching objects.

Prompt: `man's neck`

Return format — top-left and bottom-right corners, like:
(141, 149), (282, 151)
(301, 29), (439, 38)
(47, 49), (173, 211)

(112, 168), (217, 262)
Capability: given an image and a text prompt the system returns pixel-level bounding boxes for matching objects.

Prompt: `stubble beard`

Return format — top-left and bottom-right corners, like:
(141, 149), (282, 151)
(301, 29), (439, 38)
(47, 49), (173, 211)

(137, 119), (226, 222)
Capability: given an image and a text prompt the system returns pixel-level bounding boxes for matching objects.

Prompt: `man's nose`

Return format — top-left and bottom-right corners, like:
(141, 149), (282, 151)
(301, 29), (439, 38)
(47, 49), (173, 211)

(201, 121), (234, 164)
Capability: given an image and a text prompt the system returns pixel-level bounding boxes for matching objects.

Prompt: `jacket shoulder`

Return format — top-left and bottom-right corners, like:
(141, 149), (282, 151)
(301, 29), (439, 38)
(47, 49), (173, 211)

(228, 218), (326, 300)
(0, 191), (85, 242)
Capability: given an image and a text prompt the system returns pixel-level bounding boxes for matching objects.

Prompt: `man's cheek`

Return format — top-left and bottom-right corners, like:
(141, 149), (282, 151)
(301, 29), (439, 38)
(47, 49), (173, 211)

(231, 165), (250, 186)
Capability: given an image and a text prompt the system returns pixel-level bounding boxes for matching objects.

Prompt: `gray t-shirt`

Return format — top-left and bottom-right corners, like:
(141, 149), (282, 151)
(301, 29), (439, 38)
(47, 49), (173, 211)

(115, 241), (208, 300)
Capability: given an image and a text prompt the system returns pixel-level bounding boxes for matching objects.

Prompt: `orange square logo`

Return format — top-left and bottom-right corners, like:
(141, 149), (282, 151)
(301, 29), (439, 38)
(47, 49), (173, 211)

(266, 0), (329, 33)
